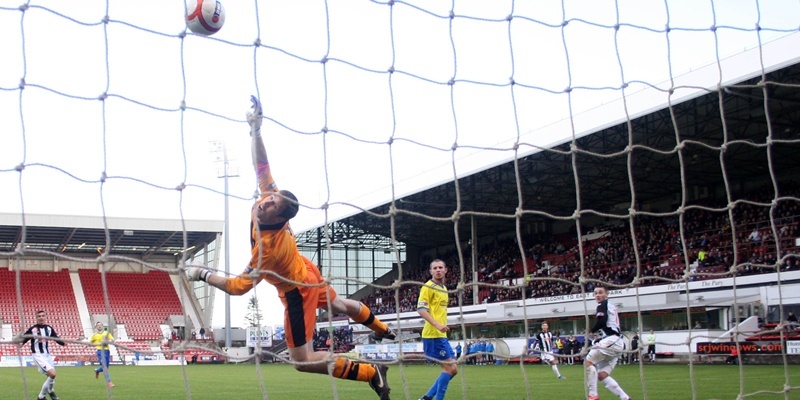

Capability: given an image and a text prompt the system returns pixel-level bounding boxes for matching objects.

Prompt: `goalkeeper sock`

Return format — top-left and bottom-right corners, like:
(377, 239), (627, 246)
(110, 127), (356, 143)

(332, 358), (374, 382)
(352, 303), (388, 334)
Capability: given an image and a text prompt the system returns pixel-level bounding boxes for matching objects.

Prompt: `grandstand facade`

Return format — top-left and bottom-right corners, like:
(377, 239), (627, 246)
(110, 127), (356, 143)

(0, 213), (222, 364)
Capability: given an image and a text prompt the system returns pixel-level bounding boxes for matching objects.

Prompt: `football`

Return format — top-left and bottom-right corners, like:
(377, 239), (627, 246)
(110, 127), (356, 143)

(186, 0), (225, 36)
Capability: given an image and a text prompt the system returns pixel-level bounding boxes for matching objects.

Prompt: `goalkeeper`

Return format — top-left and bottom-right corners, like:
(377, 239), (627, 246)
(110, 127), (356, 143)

(187, 96), (393, 400)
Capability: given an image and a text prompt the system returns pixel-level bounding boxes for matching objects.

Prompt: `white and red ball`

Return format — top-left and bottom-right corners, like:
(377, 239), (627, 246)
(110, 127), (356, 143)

(186, 0), (225, 36)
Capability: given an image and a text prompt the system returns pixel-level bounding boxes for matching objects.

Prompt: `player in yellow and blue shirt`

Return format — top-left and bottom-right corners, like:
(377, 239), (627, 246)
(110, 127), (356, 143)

(416, 259), (457, 400)
(89, 321), (115, 388)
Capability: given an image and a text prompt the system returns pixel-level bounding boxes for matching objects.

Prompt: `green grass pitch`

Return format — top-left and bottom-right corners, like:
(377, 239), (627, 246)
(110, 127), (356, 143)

(2, 363), (798, 400)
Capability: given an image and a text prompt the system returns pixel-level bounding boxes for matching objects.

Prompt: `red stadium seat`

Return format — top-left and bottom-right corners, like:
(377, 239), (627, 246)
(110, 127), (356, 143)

(79, 269), (183, 340)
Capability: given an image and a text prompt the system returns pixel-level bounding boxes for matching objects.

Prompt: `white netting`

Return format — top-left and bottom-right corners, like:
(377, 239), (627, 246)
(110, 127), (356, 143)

(2, 1), (800, 399)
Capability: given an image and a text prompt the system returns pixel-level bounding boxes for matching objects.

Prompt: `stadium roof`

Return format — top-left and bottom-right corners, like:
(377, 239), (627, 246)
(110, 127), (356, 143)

(298, 36), (800, 251)
(0, 213), (222, 261)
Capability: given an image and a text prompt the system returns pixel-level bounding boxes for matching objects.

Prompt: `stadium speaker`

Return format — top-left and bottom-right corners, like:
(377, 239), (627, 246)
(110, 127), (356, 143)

(736, 304), (749, 318)
(750, 303), (763, 318)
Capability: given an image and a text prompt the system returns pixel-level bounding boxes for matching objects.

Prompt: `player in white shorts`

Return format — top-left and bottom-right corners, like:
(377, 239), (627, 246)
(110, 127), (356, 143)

(584, 286), (631, 400)
(534, 322), (565, 379)
(23, 310), (66, 400)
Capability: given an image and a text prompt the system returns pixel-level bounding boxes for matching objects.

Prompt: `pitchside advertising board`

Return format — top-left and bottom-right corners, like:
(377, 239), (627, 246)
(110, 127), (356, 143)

(696, 341), (800, 354)
(246, 326), (273, 348)
(0, 356), (84, 368)
(358, 342), (424, 360)
(789, 341), (800, 355)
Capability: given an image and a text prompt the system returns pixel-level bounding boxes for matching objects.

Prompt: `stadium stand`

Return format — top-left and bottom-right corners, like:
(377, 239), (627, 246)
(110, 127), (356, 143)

(0, 269), (91, 357)
(79, 269), (184, 340)
(359, 185), (800, 328)
(0, 267), (219, 363)
(312, 326), (356, 353)
(744, 322), (800, 342)
(114, 340), (153, 360)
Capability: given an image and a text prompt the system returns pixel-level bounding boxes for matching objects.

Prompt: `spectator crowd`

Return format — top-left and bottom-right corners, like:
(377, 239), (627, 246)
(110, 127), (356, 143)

(359, 185), (800, 314)
(312, 326), (355, 353)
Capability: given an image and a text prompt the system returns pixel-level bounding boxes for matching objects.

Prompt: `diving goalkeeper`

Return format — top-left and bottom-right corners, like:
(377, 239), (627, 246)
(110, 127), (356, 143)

(187, 96), (393, 400)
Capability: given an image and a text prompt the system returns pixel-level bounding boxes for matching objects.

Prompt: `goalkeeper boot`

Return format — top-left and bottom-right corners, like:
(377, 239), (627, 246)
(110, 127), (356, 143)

(48, 392), (59, 400)
(369, 363), (391, 400)
(369, 327), (396, 343)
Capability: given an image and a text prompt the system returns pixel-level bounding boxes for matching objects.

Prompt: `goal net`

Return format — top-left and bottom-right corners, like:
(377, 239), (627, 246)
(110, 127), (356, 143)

(2, 1), (799, 399)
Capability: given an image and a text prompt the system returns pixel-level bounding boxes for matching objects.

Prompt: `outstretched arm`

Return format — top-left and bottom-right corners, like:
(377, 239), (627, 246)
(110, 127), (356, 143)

(247, 96), (276, 195)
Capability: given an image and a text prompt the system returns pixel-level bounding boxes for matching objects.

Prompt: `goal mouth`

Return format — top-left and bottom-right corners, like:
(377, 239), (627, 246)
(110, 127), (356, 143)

(2, 2), (800, 400)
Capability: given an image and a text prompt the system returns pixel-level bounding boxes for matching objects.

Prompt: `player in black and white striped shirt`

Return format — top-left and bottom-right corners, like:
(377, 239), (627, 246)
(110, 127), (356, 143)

(22, 310), (66, 400)
(584, 286), (631, 400)
(534, 322), (564, 379)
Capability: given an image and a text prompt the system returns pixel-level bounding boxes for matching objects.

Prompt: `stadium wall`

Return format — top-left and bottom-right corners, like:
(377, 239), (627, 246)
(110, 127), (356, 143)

(345, 270), (800, 356)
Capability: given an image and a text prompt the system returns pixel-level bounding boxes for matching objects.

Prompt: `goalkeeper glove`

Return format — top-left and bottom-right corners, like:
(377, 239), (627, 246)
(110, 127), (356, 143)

(186, 264), (212, 282)
(246, 95), (262, 136)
